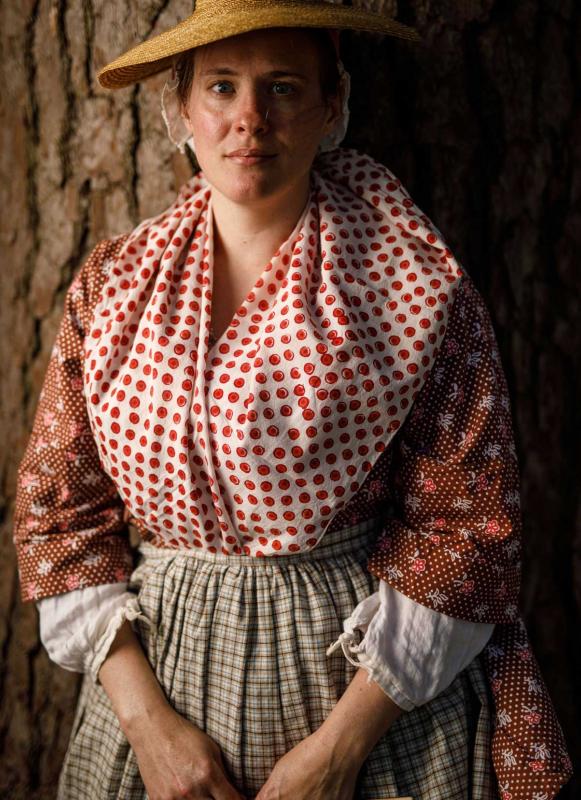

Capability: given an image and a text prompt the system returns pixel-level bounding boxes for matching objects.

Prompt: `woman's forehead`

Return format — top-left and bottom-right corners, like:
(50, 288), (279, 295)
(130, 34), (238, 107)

(196, 27), (322, 69)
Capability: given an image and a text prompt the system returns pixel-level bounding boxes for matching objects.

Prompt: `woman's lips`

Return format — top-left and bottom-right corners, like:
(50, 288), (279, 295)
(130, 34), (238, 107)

(226, 154), (277, 165)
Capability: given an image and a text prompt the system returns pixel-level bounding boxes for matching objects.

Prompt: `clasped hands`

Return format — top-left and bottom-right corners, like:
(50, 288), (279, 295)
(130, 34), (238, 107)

(126, 666), (402, 799)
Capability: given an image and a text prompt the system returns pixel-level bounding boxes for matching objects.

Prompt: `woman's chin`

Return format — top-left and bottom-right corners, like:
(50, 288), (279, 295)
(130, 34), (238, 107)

(213, 172), (288, 206)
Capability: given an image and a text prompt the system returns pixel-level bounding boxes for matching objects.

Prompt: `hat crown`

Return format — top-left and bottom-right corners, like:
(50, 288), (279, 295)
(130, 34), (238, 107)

(97, 0), (420, 90)
(193, 0), (343, 13)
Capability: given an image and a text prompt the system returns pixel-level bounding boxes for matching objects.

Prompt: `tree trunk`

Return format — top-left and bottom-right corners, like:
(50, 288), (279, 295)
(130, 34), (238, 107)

(1, 1), (578, 797)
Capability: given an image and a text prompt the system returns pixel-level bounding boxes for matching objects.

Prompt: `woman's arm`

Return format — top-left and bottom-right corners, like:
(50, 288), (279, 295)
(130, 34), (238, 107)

(254, 666), (404, 800)
(314, 667), (404, 768)
(327, 579), (495, 711)
(365, 273), (522, 624)
(98, 622), (246, 800)
(97, 619), (170, 736)
(12, 236), (134, 604)
(36, 583), (145, 683)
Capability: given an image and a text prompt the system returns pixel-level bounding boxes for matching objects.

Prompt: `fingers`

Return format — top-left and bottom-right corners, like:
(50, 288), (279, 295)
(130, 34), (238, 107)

(205, 769), (246, 800)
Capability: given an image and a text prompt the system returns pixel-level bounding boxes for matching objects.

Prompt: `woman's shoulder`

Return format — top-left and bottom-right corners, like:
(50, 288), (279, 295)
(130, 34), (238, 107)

(69, 232), (132, 329)
(82, 232), (131, 279)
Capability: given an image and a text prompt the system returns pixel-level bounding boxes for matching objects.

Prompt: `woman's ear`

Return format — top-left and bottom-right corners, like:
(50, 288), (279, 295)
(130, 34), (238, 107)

(180, 102), (193, 133)
(322, 90), (343, 137)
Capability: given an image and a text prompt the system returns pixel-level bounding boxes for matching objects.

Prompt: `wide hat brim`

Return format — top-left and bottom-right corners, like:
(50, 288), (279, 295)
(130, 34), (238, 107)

(97, 2), (421, 90)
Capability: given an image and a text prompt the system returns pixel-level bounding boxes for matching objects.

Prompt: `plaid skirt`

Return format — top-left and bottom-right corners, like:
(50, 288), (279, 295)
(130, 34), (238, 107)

(57, 517), (497, 799)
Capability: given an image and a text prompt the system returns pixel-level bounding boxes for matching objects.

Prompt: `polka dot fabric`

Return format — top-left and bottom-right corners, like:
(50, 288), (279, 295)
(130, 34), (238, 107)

(83, 148), (463, 554)
(10, 228), (404, 602)
(12, 146), (572, 798)
(12, 238), (135, 600)
(366, 275), (522, 624)
(364, 276), (573, 798)
(482, 620), (573, 800)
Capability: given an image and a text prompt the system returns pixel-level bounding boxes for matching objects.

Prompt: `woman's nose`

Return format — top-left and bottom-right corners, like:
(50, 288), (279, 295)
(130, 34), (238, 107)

(233, 87), (271, 136)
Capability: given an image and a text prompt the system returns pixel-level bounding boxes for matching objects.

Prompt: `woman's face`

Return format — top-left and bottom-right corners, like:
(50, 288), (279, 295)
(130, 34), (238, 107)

(180, 28), (342, 208)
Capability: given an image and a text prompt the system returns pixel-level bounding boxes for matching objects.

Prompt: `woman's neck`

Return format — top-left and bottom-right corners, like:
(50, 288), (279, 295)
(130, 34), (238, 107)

(210, 175), (312, 271)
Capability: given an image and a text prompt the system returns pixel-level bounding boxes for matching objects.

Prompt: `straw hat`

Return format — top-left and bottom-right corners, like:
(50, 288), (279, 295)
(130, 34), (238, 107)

(97, 0), (421, 90)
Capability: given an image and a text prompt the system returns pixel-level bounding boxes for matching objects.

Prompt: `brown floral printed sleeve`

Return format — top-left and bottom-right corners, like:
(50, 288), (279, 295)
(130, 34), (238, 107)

(366, 271), (522, 624)
(363, 273), (575, 798)
(13, 236), (134, 603)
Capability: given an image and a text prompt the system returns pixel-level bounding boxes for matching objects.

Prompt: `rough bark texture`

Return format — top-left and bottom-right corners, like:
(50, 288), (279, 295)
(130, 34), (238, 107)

(0, 1), (578, 797)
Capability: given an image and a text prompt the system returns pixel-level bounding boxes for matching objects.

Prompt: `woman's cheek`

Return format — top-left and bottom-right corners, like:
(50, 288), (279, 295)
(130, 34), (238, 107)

(192, 107), (230, 147)
(284, 105), (327, 145)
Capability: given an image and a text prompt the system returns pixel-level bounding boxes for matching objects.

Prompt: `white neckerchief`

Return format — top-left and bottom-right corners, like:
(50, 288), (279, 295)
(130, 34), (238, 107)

(84, 147), (463, 554)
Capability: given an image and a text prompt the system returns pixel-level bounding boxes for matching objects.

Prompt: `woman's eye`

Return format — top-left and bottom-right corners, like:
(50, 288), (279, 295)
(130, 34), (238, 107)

(208, 80), (296, 96)
(211, 81), (233, 94)
(271, 82), (295, 96)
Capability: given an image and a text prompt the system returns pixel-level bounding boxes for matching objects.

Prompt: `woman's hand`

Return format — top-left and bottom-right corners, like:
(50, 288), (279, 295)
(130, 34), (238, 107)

(254, 667), (404, 800)
(97, 621), (246, 799)
(254, 728), (361, 800)
(128, 703), (246, 800)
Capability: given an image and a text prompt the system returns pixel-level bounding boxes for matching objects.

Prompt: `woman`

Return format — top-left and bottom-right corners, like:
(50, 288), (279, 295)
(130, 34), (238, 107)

(12, 3), (572, 799)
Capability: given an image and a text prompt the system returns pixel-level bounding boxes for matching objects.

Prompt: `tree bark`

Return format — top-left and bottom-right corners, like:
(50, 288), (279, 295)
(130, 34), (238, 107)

(0, 1), (578, 797)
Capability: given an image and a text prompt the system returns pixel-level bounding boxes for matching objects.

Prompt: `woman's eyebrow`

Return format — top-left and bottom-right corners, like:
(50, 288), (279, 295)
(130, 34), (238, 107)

(201, 67), (307, 80)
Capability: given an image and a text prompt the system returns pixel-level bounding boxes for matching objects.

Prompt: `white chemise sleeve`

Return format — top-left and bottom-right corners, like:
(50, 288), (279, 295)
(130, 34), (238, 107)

(36, 583), (151, 685)
(326, 579), (494, 711)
